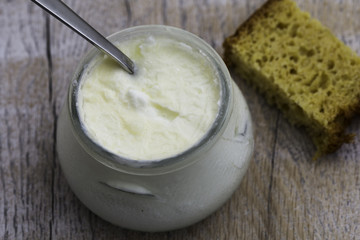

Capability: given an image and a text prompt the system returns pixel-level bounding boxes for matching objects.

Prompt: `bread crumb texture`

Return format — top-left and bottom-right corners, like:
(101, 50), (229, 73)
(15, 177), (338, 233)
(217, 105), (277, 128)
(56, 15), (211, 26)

(223, 0), (360, 159)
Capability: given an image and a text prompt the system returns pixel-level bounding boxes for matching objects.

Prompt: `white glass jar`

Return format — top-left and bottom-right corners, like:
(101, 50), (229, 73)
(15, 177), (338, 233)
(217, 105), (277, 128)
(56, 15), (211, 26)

(57, 25), (254, 232)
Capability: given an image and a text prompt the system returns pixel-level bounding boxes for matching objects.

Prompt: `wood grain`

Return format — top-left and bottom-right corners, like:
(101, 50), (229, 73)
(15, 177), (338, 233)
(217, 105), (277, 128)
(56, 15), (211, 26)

(0, 1), (53, 239)
(1, 0), (360, 239)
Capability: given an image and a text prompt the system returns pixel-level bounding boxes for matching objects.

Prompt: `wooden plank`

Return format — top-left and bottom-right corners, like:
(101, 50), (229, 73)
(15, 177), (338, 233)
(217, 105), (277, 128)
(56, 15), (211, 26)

(0, 1), (53, 239)
(1, 0), (360, 239)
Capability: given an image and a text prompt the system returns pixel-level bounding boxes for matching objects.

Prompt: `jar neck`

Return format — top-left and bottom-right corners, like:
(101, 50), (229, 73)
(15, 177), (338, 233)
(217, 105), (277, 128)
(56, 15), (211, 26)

(68, 25), (232, 176)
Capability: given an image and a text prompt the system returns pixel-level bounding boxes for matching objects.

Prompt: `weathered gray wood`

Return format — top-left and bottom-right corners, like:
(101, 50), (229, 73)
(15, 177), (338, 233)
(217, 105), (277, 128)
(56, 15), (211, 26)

(0, 1), (53, 239)
(1, 0), (360, 239)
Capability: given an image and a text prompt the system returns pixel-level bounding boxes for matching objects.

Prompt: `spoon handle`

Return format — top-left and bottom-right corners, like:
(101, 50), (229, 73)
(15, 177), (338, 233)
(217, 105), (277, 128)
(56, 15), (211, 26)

(31, 0), (135, 74)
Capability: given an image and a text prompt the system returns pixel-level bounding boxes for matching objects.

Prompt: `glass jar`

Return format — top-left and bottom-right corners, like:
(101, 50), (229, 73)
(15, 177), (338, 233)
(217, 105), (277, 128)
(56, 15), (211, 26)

(57, 25), (254, 232)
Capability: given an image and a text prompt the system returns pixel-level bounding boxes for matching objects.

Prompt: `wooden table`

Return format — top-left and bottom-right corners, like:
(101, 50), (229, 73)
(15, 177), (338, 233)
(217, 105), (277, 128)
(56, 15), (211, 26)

(1, 0), (360, 239)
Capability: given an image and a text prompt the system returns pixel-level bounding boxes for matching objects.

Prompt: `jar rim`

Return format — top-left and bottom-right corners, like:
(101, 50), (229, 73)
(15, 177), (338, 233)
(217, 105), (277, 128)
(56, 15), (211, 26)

(68, 25), (232, 175)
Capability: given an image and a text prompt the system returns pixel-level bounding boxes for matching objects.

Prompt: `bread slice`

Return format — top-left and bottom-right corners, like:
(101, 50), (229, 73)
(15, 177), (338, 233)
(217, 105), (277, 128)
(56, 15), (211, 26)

(223, 0), (360, 159)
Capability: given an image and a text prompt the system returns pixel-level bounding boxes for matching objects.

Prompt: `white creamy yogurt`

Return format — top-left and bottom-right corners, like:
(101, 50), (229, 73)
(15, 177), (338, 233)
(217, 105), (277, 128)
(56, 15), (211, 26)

(77, 36), (220, 160)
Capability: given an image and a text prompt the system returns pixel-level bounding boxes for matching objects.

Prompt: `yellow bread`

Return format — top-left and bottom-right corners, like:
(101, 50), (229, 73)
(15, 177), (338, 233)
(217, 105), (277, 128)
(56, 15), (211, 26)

(223, 0), (360, 159)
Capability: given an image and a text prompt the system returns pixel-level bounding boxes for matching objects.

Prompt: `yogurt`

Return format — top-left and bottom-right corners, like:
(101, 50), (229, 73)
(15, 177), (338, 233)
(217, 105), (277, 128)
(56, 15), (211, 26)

(77, 36), (220, 160)
(57, 25), (254, 232)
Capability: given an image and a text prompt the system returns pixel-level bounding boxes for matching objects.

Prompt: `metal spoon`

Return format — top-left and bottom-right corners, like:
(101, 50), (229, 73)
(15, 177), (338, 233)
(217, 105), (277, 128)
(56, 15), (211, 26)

(31, 0), (135, 74)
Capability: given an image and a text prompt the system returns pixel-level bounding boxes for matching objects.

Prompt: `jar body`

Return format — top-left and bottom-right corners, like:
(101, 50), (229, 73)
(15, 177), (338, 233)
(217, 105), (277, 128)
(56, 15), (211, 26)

(56, 26), (254, 232)
(57, 81), (253, 232)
